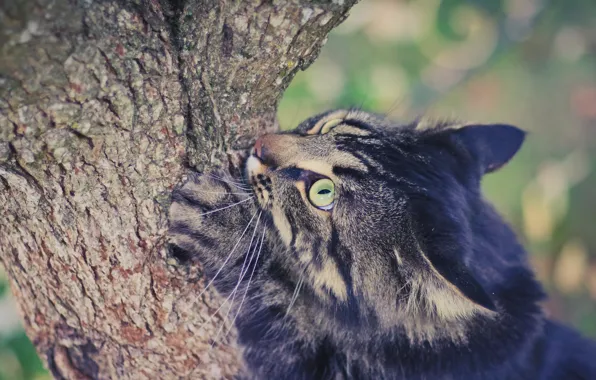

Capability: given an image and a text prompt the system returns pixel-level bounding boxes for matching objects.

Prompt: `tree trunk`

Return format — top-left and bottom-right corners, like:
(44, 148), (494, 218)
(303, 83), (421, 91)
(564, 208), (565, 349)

(0, 0), (357, 378)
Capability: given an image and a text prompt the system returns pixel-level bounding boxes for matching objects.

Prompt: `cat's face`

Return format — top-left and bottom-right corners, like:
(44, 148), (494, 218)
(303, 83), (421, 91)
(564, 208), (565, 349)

(245, 109), (526, 332)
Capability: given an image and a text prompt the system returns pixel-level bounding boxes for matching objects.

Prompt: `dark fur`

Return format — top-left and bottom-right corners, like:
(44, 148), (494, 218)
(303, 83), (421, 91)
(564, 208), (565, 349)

(169, 109), (596, 379)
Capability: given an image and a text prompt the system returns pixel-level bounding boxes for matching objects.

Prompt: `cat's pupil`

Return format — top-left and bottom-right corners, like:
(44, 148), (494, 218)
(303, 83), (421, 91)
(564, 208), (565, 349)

(319, 189), (331, 194)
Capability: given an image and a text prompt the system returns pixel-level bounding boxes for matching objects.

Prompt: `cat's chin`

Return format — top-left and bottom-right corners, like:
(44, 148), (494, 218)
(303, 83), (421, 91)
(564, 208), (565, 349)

(245, 155), (264, 177)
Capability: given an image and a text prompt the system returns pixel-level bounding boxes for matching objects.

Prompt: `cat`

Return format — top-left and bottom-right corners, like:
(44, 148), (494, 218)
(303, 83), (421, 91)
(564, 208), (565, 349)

(168, 109), (596, 379)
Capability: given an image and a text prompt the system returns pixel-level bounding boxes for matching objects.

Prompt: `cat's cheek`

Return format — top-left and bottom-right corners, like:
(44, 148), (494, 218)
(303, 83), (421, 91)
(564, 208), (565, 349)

(270, 206), (293, 246)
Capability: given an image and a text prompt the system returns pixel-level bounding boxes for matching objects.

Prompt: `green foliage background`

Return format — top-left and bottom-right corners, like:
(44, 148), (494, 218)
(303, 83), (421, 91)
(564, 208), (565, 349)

(1, 0), (595, 377)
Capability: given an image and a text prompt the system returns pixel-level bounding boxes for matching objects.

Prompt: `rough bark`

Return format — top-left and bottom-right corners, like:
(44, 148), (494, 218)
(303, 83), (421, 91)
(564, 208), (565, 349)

(0, 0), (357, 378)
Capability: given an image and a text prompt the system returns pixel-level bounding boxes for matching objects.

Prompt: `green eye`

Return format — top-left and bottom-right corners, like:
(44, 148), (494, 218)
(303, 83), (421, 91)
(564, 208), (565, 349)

(320, 119), (342, 134)
(308, 179), (335, 210)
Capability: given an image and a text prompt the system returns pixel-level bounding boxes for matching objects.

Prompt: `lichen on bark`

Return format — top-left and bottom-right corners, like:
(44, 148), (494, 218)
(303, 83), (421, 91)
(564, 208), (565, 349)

(0, 0), (357, 378)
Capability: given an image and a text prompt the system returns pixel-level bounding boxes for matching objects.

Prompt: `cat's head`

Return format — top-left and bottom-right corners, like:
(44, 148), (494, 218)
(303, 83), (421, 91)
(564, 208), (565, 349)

(245, 109), (539, 339)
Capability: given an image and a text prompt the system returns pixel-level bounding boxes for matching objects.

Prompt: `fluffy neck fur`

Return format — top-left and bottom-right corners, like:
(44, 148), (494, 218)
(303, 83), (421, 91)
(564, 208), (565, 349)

(253, 198), (546, 378)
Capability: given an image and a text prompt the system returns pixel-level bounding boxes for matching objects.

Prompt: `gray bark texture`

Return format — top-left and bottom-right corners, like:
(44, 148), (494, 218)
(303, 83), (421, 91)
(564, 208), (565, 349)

(0, 0), (357, 378)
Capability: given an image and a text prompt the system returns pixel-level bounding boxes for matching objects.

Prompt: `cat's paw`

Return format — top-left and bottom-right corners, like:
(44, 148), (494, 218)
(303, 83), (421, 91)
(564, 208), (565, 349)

(168, 169), (256, 264)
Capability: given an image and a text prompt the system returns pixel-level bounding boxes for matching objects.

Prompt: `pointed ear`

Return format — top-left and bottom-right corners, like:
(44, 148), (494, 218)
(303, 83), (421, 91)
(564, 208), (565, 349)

(450, 124), (526, 174)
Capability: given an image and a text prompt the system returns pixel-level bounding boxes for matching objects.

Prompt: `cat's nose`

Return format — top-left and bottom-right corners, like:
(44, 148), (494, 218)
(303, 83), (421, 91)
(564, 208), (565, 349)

(253, 136), (264, 158)
(253, 135), (274, 164)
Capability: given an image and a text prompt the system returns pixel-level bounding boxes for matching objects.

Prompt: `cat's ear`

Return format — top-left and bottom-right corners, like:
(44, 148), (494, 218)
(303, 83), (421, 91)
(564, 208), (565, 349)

(449, 124), (526, 174)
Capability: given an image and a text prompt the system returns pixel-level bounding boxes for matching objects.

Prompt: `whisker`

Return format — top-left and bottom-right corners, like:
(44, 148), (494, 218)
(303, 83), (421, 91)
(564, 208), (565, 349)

(355, 85), (372, 112)
(202, 211), (262, 329)
(198, 196), (253, 216)
(205, 172), (245, 184)
(224, 227), (267, 338)
(195, 190), (252, 196)
(237, 212), (263, 280)
(285, 273), (304, 317)
(193, 209), (259, 302)
(200, 287), (237, 331)
(382, 94), (406, 120)
(205, 174), (251, 190)
(210, 220), (264, 347)
(397, 280), (410, 294)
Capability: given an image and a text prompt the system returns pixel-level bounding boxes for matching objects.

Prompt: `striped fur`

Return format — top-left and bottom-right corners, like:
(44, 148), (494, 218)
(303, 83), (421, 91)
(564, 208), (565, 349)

(169, 109), (596, 379)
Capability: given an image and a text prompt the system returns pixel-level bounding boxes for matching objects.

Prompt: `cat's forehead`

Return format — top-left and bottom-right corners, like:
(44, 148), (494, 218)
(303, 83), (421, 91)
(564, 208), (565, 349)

(294, 109), (393, 134)
(293, 108), (462, 137)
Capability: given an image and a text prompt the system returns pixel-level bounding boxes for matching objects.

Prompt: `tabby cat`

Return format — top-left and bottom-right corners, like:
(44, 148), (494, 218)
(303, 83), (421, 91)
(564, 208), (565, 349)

(169, 109), (596, 379)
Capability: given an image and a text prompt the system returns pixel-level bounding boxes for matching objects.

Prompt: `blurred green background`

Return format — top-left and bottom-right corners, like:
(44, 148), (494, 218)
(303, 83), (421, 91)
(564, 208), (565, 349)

(1, 0), (595, 378)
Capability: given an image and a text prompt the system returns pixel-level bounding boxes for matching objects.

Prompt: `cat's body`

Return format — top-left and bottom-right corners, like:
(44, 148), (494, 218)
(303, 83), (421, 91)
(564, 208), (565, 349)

(169, 109), (596, 379)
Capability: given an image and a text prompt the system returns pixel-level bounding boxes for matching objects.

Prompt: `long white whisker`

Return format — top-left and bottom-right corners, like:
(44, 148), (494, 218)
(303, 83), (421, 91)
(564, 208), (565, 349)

(200, 286), (239, 330)
(201, 211), (262, 328)
(205, 173), (245, 184)
(206, 174), (251, 190)
(396, 280), (410, 294)
(195, 190), (252, 196)
(198, 196), (253, 216)
(194, 209), (258, 302)
(224, 227), (267, 338)
(237, 212), (262, 279)
(285, 274), (304, 317)
(210, 220), (263, 347)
